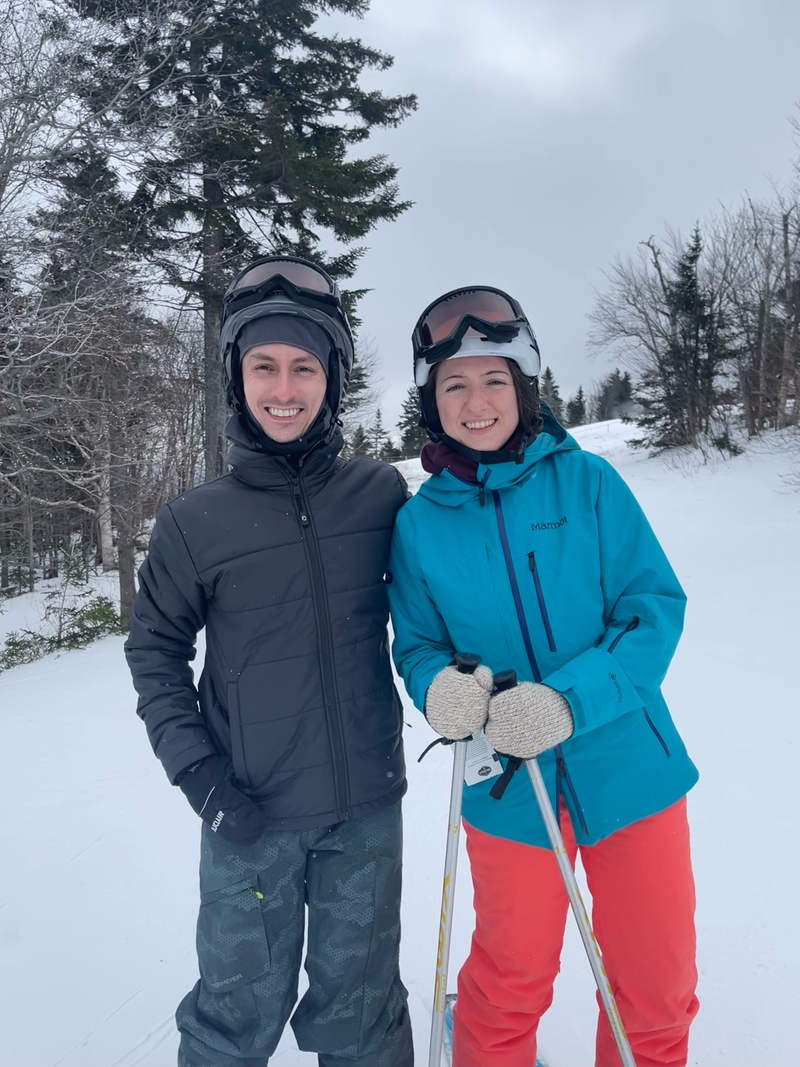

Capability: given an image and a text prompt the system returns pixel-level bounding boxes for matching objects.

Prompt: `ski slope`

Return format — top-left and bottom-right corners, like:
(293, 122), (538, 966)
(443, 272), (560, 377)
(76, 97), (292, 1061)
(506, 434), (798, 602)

(1, 421), (797, 1067)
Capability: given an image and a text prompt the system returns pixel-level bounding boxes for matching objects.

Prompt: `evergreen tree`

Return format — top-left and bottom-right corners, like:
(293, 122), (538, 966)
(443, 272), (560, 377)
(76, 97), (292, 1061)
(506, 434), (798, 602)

(396, 386), (427, 457)
(379, 437), (401, 462)
(539, 366), (563, 422)
(566, 385), (587, 427)
(632, 227), (729, 448)
(68, 1), (417, 478)
(347, 424), (370, 457)
(590, 369), (634, 422)
(368, 408), (389, 459)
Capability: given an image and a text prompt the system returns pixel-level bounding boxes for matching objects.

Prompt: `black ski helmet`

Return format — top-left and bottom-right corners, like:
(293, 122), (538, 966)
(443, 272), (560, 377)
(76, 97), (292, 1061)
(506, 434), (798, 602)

(219, 256), (355, 418)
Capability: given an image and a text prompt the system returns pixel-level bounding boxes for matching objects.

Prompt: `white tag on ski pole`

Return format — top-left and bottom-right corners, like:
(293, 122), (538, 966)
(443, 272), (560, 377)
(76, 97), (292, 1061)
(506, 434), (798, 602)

(464, 731), (502, 786)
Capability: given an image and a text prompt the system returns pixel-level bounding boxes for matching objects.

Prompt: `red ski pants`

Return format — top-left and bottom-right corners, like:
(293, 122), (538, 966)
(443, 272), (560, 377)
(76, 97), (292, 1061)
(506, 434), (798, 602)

(452, 797), (699, 1067)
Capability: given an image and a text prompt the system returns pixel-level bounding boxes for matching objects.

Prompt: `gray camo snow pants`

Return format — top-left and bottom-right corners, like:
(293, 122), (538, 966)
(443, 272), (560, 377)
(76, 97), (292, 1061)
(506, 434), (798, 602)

(176, 802), (413, 1067)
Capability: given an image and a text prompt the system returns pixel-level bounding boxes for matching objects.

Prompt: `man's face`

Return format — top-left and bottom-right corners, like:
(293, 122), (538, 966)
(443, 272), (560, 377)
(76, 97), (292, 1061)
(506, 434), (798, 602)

(241, 343), (327, 442)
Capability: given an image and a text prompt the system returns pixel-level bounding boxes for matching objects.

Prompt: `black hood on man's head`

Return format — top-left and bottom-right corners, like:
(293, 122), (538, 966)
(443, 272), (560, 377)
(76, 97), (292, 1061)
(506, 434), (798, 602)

(228, 404), (338, 460)
(225, 411), (344, 474)
(235, 315), (332, 377)
(220, 296), (353, 425)
(226, 314), (338, 458)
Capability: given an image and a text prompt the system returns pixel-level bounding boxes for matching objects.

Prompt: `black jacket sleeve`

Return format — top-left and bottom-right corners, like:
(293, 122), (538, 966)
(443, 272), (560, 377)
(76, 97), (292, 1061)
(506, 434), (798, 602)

(124, 502), (217, 783)
(394, 468), (411, 502)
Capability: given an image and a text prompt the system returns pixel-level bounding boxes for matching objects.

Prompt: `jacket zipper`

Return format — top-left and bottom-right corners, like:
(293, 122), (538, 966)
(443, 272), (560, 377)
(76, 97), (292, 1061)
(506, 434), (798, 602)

(491, 491), (542, 683)
(642, 708), (671, 756)
(555, 746), (588, 835)
(608, 615), (639, 654)
(491, 491), (588, 835)
(291, 475), (351, 819)
(528, 551), (556, 652)
(606, 618), (668, 754)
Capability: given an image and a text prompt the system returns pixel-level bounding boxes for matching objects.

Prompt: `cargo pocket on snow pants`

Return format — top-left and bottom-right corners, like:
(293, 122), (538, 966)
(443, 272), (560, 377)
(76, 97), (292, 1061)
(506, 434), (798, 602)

(177, 874), (272, 1062)
(197, 875), (271, 992)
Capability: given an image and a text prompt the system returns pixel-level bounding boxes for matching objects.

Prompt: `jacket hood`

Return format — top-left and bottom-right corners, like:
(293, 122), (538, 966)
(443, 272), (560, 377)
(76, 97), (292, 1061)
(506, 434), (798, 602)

(225, 413), (344, 490)
(416, 414), (580, 507)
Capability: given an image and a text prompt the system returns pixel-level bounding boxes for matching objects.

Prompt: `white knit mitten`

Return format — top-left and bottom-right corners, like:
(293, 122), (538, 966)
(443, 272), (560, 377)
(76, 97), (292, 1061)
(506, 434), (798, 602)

(485, 682), (574, 759)
(425, 664), (495, 740)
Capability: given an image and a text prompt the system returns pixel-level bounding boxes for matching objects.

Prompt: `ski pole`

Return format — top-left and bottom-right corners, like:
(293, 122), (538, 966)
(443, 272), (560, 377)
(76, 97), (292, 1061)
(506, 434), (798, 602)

(428, 652), (480, 1067)
(493, 671), (638, 1067)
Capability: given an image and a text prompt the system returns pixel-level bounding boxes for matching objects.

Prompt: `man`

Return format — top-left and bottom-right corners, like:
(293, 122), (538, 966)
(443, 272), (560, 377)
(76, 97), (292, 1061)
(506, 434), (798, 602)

(125, 257), (412, 1067)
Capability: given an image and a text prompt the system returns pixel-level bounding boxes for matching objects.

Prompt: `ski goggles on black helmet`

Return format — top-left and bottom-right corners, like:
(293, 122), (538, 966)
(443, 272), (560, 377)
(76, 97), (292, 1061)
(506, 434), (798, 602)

(223, 256), (345, 322)
(412, 286), (540, 386)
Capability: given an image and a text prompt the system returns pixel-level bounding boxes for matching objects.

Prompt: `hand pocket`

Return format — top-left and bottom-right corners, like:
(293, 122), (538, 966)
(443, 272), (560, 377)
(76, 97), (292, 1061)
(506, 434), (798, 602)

(197, 875), (270, 992)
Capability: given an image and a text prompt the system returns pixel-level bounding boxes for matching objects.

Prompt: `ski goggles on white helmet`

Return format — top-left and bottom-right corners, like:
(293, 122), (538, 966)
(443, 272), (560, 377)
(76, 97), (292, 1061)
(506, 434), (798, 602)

(412, 286), (540, 386)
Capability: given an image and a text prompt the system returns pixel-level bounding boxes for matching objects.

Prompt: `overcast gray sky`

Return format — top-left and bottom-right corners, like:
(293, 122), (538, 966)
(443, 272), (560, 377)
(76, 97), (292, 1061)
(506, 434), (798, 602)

(326, 0), (799, 430)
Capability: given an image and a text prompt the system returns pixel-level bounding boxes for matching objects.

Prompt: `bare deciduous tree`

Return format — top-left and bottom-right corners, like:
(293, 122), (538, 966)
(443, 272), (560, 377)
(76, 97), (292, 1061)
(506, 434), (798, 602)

(0, 0), (195, 222)
(706, 195), (799, 432)
(590, 227), (732, 449)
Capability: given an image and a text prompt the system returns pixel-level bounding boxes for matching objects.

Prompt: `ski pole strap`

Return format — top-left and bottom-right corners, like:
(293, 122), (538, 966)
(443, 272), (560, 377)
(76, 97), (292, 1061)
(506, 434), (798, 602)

(489, 754), (524, 799)
(488, 670), (523, 799)
(417, 735), (473, 763)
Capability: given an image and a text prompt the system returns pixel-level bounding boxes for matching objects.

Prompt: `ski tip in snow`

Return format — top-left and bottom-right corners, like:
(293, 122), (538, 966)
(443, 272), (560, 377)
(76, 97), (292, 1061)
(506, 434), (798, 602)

(441, 993), (549, 1067)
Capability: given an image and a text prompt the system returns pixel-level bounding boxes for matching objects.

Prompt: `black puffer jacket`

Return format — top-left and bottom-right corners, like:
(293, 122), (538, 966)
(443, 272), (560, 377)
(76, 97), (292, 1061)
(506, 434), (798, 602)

(125, 419), (409, 830)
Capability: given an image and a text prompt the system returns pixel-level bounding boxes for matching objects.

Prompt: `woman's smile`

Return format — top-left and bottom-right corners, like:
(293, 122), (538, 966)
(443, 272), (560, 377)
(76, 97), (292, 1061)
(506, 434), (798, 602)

(435, 355), (520, 451)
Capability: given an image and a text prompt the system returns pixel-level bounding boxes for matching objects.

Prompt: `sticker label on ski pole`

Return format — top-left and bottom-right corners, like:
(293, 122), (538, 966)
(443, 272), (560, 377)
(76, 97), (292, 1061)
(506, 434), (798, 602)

(464, 731), (502, 786)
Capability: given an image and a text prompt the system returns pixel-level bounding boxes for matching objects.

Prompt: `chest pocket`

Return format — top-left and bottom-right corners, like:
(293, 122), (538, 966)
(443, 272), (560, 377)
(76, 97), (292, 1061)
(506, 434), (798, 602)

(519, 516), (600, 657)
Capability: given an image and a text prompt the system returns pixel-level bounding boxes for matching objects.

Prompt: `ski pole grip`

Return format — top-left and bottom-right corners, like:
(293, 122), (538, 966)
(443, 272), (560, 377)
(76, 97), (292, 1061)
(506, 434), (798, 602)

(454, 652), (481, 674)
(493, 669), (518, 693)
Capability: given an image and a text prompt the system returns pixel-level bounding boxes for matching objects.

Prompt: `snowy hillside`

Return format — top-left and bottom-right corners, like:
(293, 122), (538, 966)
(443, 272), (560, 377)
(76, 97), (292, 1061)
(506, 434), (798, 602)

(1, 421), (798, 1067)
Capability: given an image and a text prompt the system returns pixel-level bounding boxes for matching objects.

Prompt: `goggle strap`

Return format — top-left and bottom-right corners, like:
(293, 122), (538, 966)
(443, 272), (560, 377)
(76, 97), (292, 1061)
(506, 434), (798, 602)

(421, 317), (523, 363)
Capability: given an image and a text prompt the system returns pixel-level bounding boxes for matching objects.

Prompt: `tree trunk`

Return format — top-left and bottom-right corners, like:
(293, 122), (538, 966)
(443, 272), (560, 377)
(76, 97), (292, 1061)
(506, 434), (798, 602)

(202, 223), (226, 482)
(109, 410), (137, 626)
(0, 521), (9, 590)
(97, 410), (117, 570)
(24, 494), (35, 592)
(777, 210), (796, 428)
(97, 450), (117, 571)
(755, 295), (770, 430)
(739, 358), (757, 436)
(117, 520), (135, 627)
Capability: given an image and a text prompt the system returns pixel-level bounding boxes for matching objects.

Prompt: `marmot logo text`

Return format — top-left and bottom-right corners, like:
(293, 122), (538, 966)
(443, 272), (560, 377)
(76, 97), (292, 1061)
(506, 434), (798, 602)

(530, 516), (568, 531)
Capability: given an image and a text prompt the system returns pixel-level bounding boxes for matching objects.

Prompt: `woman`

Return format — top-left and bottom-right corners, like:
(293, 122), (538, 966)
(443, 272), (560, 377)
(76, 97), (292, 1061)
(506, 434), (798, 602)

(388, 287), (700, 1067)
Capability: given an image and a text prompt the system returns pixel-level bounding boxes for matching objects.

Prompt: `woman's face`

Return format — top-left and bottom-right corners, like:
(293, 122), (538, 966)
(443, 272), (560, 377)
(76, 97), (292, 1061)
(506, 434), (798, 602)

(434, 355), (520, 451)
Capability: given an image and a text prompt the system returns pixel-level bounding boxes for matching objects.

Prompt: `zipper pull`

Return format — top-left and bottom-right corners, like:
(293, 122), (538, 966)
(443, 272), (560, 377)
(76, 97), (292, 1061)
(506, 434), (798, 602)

(292, 487), (309, 527)
(528, 551), (536, 572)
(478, 471), (490, 507)
(556, 755), (567, 776)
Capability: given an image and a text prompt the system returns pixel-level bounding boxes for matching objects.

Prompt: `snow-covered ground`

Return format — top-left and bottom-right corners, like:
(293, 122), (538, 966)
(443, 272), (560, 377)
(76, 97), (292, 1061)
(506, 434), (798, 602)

(0, 571), (120, 647)
(1, 421), (798, 1067)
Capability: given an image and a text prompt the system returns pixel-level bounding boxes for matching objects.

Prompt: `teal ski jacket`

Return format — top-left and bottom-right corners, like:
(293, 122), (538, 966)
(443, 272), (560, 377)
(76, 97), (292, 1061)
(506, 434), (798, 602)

(388, 418), (699, 849)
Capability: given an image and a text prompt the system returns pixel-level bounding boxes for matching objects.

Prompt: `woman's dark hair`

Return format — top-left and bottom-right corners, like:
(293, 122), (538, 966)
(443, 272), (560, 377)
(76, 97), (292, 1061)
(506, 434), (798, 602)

(506, 359), (544, 441)
(424, 358), (543, 442)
